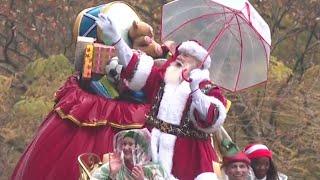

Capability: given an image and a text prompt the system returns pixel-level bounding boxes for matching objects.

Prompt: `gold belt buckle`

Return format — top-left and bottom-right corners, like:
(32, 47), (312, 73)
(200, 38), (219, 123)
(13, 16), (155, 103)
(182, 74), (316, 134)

(160, 122), (172, 133)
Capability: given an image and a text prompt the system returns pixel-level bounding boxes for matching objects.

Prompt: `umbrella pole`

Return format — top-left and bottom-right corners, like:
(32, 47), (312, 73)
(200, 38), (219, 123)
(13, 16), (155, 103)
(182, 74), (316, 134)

(211, 126), (232, 163)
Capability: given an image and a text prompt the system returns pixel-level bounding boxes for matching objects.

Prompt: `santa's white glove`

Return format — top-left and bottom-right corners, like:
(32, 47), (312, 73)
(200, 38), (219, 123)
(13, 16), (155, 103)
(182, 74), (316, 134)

(189, 69), (210, 92)
(96, 13), (121, 45)
(189, 69), (211, 121)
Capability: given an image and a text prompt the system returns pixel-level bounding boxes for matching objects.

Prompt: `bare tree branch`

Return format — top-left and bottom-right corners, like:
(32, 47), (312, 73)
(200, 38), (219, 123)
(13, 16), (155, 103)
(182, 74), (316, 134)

(271, 27), (304, 52)
(270, 1), (293, 35)
(0, 62), (16, 74)
(293, 22), (318, 76)
(16, 31), (48, 58)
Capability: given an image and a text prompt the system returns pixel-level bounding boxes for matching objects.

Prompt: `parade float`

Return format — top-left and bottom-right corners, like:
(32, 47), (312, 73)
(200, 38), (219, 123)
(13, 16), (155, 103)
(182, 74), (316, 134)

(12, 0), (271, 179)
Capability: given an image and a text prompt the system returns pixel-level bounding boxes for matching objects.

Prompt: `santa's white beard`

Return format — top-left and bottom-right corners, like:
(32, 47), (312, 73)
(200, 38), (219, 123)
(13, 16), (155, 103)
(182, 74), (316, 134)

(164, 62), (183, 85)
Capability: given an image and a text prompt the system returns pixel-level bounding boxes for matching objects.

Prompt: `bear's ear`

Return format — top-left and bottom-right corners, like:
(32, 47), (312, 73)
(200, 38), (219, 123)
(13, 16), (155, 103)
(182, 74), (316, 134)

(132, 20), (138, 29)
(149, 26), (154, 37)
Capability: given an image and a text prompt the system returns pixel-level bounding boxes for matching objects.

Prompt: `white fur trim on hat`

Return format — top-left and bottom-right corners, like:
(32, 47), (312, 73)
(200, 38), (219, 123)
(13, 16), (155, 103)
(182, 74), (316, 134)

(244, 144), (269, 154)
(178, 41), (211, 69)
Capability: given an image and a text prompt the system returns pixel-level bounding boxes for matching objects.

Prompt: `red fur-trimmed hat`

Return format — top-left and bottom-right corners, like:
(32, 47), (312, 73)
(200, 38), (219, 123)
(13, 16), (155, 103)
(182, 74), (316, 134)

(177, 40), (211, 69)
(223, 151), (251, 166)
(243, 143), (272, 160)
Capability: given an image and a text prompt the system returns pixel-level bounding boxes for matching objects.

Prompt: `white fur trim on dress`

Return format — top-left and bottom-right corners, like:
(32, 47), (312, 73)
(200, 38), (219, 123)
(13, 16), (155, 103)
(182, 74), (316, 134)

(151, 128), (177, 178)
(157, 81), (190, 125)
(127, 54), (154, 91)
(195, 172), (218, 180)
(190, 91), (227, 133)
(151, 81), (190, 177)
(151, 128), (161, 162)
(178, 41), (211, 69)
(158, 133), (177, 178)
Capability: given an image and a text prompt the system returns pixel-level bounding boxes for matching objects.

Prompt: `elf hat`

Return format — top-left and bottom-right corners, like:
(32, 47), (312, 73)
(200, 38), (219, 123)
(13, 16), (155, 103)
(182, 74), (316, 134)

(223, 151), (251, 166)
(177, 40), (211, 69)
(243, 143), (272, 160)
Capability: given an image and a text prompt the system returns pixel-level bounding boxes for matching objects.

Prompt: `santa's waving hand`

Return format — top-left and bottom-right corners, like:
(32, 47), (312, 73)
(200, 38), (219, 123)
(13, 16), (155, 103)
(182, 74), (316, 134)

(97, 14), (227, 180)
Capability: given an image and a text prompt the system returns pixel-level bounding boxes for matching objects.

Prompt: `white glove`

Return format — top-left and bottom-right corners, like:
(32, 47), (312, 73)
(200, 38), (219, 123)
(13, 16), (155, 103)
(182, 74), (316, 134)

(189, 69), (210, 92)
(97, 13), (132, 67)
(189, 69), (211, 122)
(96, 13), (121, 45)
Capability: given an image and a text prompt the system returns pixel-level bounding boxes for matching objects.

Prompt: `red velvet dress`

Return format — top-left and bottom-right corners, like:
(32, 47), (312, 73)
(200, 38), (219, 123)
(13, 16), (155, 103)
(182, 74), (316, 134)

(11, 75), (150, 180)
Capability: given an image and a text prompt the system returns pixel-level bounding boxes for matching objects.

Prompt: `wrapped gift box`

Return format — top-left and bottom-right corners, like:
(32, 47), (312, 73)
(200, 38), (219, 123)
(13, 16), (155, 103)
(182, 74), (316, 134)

(90, 80), (112, 99)
(99, 75), (119, 99)
(82, 44), (94, 79)
(74, 36), (95, 72)
(92, 43), (116, 74)
(90, 75), (119, 99)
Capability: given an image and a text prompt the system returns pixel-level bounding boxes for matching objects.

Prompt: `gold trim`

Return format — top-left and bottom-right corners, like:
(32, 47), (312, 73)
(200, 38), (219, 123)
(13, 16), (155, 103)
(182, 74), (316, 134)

(78, 156), (93, 179)
(73, 7), (92, 42)
(55, 107), (144, 129)
(226, 99), (232, 113)
(100, 1), (141, 19)
(108, 122), (143, 129)
(78, 153), (102, 180)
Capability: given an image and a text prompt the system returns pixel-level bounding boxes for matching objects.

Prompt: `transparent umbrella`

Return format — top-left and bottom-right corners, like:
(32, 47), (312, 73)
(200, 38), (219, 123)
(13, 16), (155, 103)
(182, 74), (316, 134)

(162, 0), (271, 92)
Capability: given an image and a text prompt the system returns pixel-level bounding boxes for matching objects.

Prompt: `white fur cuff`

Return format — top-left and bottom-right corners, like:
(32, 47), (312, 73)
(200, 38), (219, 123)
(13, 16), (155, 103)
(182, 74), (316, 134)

(191, 92), (227, 133)
(127, 54), (154, 91)
(208, 96), (227, 131)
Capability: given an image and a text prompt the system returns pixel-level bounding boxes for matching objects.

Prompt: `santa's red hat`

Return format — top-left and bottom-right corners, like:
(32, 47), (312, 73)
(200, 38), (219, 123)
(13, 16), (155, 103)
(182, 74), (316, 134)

(177, 40), (211, 69)
(243, 144), (272, 160)
(222, 151), (251, 166)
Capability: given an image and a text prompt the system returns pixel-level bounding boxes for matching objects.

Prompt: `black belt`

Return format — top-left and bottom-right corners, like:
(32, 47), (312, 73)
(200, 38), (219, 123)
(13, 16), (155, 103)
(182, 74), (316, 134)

(146, 115), (210, 140)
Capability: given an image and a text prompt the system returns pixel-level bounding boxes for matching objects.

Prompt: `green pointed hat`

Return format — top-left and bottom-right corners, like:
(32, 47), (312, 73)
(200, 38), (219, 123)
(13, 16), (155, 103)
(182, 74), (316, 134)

(221, 139), (250, 166)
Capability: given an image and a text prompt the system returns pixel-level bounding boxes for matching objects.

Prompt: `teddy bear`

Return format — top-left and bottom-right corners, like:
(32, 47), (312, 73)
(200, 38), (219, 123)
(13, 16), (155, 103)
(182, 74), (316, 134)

(105, 20), (178, 83)
(128, 20), (164, 58)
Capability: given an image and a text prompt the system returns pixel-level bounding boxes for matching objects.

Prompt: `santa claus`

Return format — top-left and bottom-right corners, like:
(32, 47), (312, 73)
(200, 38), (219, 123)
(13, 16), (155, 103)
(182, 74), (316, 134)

(97, 14), (227, 180)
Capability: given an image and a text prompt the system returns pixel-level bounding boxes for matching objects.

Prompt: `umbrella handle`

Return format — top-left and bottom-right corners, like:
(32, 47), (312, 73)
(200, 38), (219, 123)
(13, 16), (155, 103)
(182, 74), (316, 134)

(181, 69), (192, 83)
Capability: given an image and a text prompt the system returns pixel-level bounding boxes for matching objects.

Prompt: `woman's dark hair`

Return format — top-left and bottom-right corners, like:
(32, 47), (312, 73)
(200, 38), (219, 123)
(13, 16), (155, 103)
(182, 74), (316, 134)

(123, 131), (148, 152)
(266, 159), (279, 180)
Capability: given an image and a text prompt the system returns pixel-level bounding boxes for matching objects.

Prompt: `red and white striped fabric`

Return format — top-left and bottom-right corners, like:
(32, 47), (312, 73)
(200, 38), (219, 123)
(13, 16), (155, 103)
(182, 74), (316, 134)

(243, 144), (272, 160)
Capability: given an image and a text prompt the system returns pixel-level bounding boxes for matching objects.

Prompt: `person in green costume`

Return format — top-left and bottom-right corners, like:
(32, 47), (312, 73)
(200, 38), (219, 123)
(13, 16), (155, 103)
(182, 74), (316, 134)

(91, 129), (168, 180)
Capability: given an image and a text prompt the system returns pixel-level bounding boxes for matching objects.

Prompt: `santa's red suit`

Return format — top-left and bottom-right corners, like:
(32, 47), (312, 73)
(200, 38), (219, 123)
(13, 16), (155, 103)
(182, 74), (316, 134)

(96, 14), (228, 179)
(119, 41), (227, 180)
